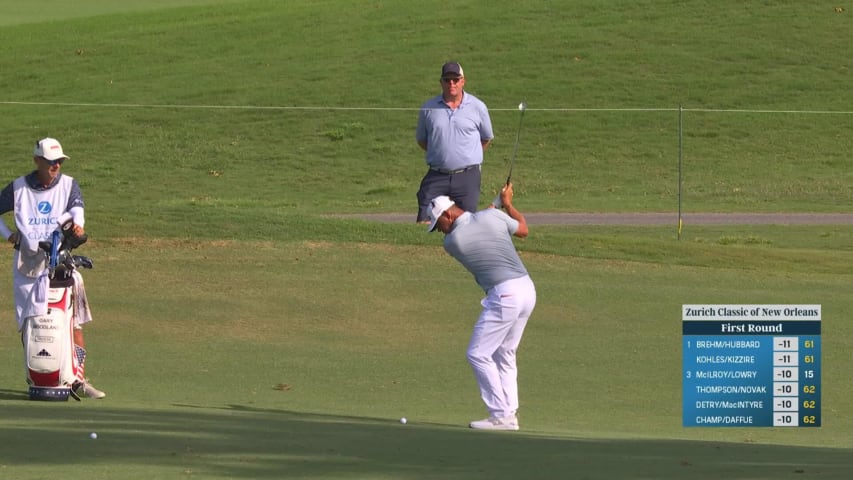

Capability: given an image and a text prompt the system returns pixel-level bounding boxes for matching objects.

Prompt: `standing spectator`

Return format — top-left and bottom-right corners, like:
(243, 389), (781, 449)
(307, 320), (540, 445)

(415, 61), (494, 223)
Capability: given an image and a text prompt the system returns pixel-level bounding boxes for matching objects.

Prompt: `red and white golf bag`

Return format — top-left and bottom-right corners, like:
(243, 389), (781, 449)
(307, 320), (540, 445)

(21, 228), (92, 401)
(23, 278), (85, 400)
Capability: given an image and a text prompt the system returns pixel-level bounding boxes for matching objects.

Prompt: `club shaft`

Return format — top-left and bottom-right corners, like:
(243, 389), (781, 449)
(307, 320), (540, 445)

(506, 109), (525, 184)
(492, 103), (526, 207)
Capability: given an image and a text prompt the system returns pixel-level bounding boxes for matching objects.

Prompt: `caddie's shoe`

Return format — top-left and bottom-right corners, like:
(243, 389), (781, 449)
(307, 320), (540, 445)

(83, 383), (106, 399)
(469, 415), (519, 431)
(73, 380), (106, 399)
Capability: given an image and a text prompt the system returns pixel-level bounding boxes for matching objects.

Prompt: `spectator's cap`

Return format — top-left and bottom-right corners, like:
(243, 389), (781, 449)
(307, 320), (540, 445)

(441, 62), (464, 78)
(33, 138), (70, 161)
(427, 195), (456, 232)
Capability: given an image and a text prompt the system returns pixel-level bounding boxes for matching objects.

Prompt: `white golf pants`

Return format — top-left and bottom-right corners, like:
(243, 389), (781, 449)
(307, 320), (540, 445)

(466, 274), (536, 418)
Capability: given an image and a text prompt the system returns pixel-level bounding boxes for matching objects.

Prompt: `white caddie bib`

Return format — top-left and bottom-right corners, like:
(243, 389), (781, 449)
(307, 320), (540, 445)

(13, 176), (74, 278)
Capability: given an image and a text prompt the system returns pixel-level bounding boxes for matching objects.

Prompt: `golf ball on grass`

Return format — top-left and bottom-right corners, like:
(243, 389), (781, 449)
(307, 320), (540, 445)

(89, 432), (98, 439)
(400, 417), (407, 424)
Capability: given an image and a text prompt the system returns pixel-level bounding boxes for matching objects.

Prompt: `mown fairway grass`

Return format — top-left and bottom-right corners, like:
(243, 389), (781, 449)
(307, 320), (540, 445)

(0, 1), (851, 479)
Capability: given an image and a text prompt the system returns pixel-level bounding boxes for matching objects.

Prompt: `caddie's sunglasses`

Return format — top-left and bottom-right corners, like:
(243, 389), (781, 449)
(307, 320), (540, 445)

(441, 77), (463, 84)
(43, 158), (64, 166)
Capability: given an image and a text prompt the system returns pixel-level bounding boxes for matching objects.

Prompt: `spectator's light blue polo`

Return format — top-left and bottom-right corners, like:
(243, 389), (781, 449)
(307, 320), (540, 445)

(416, 92), (494, 172)
(442, 209), (528, 292)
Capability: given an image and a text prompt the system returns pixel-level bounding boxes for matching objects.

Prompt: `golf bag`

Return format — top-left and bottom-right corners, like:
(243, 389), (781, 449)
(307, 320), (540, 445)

(21, 226), (93, 401)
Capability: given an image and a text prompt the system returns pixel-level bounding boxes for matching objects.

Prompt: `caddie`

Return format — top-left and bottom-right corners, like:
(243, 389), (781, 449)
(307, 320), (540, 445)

(0, 137), (105, 399)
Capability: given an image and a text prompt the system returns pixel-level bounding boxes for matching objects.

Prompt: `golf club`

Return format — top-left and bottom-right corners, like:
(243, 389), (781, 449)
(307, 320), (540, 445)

(492, 101), (527, 208)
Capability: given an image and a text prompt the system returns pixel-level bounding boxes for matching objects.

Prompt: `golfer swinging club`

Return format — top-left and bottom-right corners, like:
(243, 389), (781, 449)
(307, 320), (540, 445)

(427, 182), (536, 430)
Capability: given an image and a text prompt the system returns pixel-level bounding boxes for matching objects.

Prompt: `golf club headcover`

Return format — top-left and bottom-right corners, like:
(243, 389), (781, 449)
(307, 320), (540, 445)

(60, 220), (88, 250)
(73, 255), (94, 269)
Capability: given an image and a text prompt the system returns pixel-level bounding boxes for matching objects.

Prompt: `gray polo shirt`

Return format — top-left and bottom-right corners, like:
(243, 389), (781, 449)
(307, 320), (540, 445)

(443, 209), (529, 292)
(416, 92), (494, 171)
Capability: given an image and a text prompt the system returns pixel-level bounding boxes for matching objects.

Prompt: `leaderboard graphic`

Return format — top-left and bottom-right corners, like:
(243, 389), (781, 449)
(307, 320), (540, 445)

(682, 304), (821, 427)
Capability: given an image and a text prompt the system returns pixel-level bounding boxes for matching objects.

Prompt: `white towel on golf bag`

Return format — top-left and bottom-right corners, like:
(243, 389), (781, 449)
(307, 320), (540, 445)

(72, 270), (93, 326)
(21, 268), (50, 319)
(16, 239), (47, 278)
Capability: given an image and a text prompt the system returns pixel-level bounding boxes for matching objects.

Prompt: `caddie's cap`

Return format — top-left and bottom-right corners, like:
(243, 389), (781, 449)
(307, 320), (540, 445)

(441, 62), (464, 78)
(427, 195), (456, 232)
(33, 138), (70, 161)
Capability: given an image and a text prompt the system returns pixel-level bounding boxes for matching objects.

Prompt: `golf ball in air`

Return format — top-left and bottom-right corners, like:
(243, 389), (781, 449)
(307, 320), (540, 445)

(90, 432), (98, 439)
(400, 417), (407, 424)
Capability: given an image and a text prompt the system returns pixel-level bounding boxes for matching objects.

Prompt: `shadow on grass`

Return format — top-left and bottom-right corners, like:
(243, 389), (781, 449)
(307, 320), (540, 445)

(0, 402), (850, 480)
(0, 388), (29, 401)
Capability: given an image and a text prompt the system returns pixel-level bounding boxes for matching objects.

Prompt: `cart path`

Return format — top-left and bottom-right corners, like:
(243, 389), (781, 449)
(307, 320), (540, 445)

(338, 212), (853, 225)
